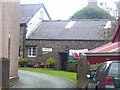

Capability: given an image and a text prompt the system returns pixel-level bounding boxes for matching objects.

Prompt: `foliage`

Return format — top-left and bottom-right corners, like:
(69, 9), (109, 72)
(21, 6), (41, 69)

(45, 58), (56, 68)
(67, 63), (77, 72)
(90, 63), (102, 69)
(26, 58), (41, 68)
(19, 67), (77, 81)
(96, 20), (117, 41)
(70, 5), (113, 19)
(100, 21), (117, 41)
(33, 58), (41, 64)
(19, 58), (28, 67)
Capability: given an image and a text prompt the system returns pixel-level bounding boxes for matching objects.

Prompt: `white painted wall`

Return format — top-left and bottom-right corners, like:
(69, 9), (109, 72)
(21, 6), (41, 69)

(26, 7), (50, 38)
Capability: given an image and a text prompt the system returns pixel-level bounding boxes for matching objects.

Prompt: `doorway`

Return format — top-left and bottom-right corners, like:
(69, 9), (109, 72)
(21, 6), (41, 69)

(59, 52), (68, 71)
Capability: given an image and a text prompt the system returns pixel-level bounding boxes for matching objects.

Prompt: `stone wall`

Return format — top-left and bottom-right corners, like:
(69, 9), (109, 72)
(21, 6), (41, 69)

(25, 39), (108, 69)
(19, 23), (27, 58)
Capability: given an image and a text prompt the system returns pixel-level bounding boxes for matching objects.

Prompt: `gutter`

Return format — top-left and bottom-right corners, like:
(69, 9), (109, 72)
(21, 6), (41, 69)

(86, 52), (120, 56)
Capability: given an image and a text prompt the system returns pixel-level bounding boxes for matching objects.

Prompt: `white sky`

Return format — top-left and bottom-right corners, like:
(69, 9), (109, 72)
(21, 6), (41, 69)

(20, 0), (117, 20)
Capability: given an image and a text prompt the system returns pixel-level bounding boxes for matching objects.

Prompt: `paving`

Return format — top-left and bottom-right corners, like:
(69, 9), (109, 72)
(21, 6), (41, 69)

(11, 70), (77, 88)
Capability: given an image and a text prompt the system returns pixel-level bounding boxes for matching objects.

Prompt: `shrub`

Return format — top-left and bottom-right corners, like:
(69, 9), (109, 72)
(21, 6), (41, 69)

(90, 63), (102, 69)
(67, 62), (77, 72)
(19, 58), (28, 67)
(26, 59), (41, 68)
(45, 58), (56, 68)
(33, 57), (41, 64)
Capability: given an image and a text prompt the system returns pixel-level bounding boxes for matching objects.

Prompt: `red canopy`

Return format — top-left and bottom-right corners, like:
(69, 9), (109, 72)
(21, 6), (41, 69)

(88, 42), (120, 53)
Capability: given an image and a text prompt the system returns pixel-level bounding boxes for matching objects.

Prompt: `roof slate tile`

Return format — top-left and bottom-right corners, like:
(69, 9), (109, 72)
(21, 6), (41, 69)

(28, 20), (110, 40)
(20, 4), (43, 23)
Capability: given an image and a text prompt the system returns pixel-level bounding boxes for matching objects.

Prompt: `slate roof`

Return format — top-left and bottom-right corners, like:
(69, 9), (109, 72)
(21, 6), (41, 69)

(20, 4), (51, 23)
(28, 19), (109, 40)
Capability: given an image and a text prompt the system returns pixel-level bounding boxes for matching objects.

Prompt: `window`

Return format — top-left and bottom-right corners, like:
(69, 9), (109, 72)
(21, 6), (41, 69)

(28, 46), (37, 57)
(99, 2), (103, 6)
(19, 46), (21, 57)
(108, 63), (120, 78)
(94, 63), (107, 80)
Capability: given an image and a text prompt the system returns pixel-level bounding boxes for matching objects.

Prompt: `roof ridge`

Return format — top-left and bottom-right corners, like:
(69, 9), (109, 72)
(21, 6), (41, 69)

(42, 19), (110, 22)
(42, 20), (76, 22)
(20, 3), (43, 5)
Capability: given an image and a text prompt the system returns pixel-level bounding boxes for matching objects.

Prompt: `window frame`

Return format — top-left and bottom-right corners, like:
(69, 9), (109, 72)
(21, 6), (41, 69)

(27, 46), (37, 57)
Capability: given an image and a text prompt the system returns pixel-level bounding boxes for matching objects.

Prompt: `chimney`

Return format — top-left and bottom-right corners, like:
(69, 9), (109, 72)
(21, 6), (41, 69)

(88, 0), (97, 6)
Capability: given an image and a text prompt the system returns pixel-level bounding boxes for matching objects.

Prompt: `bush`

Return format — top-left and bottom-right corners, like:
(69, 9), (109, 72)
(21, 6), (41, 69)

(19, 58), (28, 67)
(45, 58), (56, 68)
(26, 59), (41, 68)
(90, 63), (102, 69)
(67, 62), (77, 72)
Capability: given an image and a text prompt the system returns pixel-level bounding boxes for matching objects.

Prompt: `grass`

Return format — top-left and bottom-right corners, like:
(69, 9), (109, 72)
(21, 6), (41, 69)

(19, 67), (77, 81)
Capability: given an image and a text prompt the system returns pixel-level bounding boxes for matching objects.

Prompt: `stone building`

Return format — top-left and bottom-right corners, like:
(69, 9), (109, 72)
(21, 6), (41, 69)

(19, 23), (27, 58)
(88, 0), (97, 6)
(24, 19), (110, 70)
(20, 3), (51, 38)
(19, 3), (51, 58)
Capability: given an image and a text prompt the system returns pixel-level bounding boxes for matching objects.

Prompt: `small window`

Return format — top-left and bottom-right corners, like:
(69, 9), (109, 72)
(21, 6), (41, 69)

(99, 2), (103, 6)
(19, 46), (21, 57)
(28, 46), (37, 57)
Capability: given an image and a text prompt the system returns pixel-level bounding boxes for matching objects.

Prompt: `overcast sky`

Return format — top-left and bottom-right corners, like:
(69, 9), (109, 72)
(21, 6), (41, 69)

(20, 0), (117, 20)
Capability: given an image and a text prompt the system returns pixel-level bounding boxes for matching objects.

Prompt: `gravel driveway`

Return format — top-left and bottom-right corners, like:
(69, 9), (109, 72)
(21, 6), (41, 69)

(11, 70), (77, 88)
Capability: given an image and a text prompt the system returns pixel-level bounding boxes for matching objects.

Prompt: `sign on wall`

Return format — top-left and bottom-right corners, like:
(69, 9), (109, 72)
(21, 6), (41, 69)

(42, 48), (52, 52)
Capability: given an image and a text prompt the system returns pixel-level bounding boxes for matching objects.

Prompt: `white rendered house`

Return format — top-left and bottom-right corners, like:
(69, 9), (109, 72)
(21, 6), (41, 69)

(20, 3), (51, 38)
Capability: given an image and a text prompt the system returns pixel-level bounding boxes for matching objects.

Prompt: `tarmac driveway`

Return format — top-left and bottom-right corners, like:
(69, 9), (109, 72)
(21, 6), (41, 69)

(11, 70), (77, 88)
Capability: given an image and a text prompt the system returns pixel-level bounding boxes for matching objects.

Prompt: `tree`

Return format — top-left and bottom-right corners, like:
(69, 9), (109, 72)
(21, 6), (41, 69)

(70, 5), (113, 19)
(99, 21), (117, 41)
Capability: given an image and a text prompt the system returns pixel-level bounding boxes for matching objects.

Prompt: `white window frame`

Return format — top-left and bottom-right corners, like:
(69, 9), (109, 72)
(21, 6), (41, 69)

(28, 46), (37, 57)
